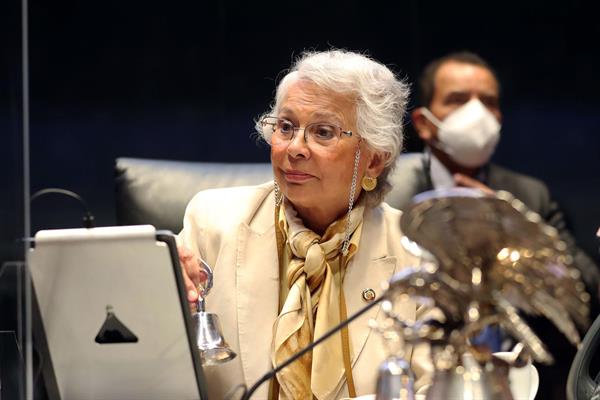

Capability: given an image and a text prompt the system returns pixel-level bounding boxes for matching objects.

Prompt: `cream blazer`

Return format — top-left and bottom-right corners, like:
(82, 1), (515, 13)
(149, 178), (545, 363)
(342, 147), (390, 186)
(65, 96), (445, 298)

(179, 182), (432, 399)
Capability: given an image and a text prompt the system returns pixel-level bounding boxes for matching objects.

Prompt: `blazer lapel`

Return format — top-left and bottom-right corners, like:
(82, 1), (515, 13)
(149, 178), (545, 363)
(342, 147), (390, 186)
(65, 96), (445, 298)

(343, 206), (398, 367)
(235, 189), (280, 394)
(344, 256), (396, 365)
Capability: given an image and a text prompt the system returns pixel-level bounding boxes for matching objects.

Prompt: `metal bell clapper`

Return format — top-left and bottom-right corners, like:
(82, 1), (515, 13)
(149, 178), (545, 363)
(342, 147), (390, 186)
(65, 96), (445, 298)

(191, 259), (237, 365)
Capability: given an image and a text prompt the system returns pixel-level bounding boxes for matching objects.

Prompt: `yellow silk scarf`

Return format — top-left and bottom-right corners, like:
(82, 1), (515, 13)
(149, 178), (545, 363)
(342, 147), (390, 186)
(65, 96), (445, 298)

(271, 201), (364, 400)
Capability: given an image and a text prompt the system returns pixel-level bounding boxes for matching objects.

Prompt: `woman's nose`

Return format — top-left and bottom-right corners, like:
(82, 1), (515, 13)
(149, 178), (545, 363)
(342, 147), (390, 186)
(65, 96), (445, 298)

(286, 128), (310, 158)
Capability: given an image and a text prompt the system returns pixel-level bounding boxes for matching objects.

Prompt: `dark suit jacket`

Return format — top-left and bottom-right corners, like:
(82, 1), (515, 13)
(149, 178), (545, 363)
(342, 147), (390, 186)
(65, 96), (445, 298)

(386, 152), (600, 296)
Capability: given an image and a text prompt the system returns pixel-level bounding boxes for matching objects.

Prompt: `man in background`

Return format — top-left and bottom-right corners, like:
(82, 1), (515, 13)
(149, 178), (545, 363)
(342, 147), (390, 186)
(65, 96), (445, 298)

(387, 51), (599, 399)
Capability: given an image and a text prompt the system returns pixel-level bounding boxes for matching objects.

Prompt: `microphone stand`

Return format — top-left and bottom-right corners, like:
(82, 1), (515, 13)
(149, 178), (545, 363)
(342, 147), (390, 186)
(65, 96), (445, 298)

(240, 296), (384, 400)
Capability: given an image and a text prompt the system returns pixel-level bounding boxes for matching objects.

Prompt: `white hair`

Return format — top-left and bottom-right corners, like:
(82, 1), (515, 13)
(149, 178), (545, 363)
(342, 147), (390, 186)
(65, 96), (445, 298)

(256, 49), (410, 206)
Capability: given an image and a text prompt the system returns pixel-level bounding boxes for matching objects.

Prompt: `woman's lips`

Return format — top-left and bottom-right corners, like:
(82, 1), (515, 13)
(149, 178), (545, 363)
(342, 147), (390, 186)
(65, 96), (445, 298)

(283, 170), (314, 182)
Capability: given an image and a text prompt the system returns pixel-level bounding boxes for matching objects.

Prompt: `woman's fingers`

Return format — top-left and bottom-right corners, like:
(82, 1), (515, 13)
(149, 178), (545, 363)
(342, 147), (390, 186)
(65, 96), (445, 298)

(177, 245), (202, 302)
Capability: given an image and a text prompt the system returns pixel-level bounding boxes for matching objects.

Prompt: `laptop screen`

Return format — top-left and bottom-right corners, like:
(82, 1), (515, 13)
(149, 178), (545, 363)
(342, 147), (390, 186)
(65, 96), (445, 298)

(29, 225), (206, 400)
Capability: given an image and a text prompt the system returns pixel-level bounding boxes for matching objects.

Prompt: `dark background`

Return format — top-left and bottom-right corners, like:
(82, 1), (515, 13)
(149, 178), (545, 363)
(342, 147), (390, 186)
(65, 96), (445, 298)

(2, 0), (599, 398)
(1, 1), (26, 398)
(25, 0), (600, 264)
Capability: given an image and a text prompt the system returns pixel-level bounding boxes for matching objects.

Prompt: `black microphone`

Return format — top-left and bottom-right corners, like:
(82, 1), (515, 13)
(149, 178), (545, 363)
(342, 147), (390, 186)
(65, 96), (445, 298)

(31, 188), (95, 228)
(237, 296), (384, 400)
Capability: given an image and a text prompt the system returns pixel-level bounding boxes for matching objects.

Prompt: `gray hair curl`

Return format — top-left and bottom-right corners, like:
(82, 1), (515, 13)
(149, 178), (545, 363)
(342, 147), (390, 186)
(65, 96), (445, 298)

(256, 49), (410, 207)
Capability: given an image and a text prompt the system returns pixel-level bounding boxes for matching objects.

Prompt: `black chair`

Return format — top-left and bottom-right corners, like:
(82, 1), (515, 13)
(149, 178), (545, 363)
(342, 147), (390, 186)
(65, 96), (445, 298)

(114, 156), (417, 232)
(115, 158), (273, 233)
(567, 313), (600, 399)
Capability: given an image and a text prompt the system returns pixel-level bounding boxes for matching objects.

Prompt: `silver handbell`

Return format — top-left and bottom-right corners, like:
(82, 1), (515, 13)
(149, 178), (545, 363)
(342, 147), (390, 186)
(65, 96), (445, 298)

(191, 259), (237, 365)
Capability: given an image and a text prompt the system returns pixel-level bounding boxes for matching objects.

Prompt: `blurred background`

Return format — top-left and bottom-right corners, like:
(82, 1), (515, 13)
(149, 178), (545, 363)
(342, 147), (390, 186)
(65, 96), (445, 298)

(2, 0), (599, 398)
(20, 0), (600, 257)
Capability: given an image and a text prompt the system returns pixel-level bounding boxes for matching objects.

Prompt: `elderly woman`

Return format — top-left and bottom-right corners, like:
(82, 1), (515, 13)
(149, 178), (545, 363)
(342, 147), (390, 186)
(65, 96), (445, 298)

(178, 49), (431, 399)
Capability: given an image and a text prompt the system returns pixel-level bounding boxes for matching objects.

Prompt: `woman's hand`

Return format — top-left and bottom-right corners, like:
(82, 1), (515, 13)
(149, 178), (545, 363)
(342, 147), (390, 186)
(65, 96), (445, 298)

(177, 245), (208, 303)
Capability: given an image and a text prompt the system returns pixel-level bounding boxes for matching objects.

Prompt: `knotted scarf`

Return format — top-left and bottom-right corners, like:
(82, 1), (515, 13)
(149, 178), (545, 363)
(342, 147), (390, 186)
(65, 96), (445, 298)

(271, 201), (365, 400)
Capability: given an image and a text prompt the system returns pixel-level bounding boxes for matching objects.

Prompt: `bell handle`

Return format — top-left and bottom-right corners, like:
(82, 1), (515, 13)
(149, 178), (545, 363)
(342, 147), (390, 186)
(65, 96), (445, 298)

(197, 258), (214, 297)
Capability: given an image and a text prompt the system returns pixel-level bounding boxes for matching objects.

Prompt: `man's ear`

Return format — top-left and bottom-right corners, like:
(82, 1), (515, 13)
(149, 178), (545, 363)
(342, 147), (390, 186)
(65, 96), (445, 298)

(412, 108), (435, 143)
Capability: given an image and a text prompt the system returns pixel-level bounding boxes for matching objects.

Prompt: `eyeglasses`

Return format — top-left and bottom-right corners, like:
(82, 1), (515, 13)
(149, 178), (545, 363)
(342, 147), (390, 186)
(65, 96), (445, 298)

(261, 116), (353, 148)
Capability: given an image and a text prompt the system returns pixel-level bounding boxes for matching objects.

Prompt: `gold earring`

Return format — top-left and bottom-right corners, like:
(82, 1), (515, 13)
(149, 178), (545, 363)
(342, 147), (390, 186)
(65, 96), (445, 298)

(361, 176), (377, 191)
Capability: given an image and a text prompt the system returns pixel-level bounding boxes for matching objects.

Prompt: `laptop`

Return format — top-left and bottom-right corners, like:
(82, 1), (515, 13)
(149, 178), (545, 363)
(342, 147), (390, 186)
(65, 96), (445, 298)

(28, 225), (206, 400)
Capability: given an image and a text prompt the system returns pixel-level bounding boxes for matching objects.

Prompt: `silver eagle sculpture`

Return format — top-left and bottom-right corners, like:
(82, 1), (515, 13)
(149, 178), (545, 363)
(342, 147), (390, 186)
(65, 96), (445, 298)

(374, 187), (590, 400)
(394, 188), (589, 362)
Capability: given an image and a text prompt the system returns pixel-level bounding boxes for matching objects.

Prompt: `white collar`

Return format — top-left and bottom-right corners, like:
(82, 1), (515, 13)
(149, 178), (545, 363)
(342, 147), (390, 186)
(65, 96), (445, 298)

(428, 149), (456, 189)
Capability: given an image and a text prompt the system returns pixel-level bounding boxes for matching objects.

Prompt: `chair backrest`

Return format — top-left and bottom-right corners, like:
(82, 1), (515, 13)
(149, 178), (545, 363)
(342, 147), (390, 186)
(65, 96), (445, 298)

(567, 313), (600, 399)
(115, 158), (273, 233)
(114, 155), (421, 233)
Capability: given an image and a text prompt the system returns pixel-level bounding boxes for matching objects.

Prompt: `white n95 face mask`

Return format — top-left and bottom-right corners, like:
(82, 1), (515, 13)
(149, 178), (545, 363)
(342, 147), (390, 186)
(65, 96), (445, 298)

(421, 98), (501, 168)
